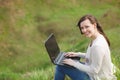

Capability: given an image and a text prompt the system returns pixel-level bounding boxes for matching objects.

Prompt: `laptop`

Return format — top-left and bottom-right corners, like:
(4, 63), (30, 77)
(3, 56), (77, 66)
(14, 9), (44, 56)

(44, 33), (80, 65)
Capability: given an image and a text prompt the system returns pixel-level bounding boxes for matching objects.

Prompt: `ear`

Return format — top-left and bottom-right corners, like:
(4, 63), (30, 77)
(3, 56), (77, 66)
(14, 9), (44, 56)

(93, 23), (97, 28)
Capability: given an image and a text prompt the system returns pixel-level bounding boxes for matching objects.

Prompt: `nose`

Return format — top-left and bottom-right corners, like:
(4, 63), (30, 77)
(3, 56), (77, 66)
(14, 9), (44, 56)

(82, 28), (87, 33)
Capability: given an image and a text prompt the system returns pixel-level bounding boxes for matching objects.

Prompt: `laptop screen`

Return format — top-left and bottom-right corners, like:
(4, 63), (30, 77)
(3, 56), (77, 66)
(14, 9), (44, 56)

(45, 33), (60, 62)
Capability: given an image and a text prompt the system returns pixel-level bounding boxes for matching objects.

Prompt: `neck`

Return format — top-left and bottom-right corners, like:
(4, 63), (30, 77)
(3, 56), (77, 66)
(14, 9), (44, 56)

(91, 31), (100, 40)
(90, 32), (100, 47)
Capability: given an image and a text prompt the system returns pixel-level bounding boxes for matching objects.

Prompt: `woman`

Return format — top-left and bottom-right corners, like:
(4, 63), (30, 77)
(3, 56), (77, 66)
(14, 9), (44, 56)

(54, 14), (117, 80)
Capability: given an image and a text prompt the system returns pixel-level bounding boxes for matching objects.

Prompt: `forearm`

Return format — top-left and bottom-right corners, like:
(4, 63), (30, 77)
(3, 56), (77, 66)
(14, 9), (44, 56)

(73, 61), (92, 74)
(77, 52), (86, 58)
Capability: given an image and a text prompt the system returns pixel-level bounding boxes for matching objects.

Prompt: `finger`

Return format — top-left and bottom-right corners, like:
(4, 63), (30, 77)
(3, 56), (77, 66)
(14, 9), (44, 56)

(62, 60), (67, 64)
(64, 53), (71, 57)
(63, 59), (69, 62)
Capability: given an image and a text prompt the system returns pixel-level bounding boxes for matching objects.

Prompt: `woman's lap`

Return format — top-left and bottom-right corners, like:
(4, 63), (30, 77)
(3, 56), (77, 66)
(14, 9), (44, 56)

(54, 65), (90, 80)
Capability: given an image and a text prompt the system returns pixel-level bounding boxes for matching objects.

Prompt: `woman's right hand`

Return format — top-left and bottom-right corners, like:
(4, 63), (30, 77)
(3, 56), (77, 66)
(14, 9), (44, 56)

(64, 52), (79, 58)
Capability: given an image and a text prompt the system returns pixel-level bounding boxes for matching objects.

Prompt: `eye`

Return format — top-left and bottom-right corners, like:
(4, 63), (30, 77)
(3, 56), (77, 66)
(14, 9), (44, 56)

(80, 25), (89, 30)
(85, 26), (89, 28)
(81, 27), (84, 30)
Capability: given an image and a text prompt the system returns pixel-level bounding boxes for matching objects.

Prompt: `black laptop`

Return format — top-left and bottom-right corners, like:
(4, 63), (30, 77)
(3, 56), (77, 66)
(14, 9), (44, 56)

(44, 33), (80, 65)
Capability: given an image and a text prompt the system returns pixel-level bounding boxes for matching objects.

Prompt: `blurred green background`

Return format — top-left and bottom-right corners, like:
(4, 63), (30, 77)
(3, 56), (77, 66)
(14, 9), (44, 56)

(0, 0), (120, 80)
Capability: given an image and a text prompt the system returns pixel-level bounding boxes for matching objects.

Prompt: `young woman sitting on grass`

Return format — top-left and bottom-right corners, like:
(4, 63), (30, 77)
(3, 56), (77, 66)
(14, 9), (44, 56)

(54, 14), (117, 80)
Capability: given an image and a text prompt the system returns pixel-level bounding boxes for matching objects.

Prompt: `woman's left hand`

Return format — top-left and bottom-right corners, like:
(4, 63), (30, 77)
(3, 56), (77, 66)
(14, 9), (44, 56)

(62, 59), (76, 66)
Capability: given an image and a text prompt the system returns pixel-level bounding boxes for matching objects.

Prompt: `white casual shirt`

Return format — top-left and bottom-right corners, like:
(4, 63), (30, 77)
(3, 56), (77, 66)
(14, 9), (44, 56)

(74, 34), (117, 80)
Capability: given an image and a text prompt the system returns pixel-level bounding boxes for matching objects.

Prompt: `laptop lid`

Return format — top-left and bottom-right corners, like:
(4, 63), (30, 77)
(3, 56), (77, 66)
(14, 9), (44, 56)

(44, 33), (60, 64)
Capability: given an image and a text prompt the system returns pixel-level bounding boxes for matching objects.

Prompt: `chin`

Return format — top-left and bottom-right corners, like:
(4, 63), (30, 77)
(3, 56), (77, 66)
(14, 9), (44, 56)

(85, 35), (91, 38)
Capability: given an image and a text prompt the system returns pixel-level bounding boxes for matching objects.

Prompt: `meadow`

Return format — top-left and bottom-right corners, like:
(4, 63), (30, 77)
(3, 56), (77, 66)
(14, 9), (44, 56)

(0, 0), (120, 80)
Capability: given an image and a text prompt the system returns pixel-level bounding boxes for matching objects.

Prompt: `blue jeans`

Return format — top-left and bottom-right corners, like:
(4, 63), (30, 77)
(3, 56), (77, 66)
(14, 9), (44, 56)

(54, 65), (91, 80)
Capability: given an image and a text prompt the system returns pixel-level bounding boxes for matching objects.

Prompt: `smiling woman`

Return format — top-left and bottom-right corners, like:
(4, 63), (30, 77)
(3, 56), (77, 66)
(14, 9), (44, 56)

(54, 14), (117, 80)
(79, 19), (97, 39)
(77, 15), (110, 46)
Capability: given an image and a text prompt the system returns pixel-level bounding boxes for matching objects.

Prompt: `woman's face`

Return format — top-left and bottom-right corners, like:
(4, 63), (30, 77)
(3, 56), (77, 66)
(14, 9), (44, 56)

(80, 19), (97, 38)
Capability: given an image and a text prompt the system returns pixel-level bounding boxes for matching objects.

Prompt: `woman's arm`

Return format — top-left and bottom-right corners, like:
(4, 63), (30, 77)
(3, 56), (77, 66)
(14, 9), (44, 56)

(72, 46), (105, 74)
(77, 52), (86, 58)
(65, 52), (86, 58)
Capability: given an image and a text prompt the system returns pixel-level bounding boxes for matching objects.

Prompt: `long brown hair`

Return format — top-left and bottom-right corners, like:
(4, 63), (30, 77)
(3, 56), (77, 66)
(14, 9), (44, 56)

(77, 14), (110, 46)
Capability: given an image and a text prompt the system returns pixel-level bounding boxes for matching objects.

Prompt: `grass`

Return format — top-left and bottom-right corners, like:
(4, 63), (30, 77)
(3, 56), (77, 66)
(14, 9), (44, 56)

(106, 27), (120, 79)
(0, 0), (120, 80)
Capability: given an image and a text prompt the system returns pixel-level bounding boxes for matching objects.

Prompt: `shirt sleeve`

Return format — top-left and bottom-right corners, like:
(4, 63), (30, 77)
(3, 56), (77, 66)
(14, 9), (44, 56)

(77, 52), (86, 58)
(73, 45), (105, 74)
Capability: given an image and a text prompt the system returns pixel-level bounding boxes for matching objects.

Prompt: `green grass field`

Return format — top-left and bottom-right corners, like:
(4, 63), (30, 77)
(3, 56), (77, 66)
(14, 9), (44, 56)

(0, 0), (120, 80)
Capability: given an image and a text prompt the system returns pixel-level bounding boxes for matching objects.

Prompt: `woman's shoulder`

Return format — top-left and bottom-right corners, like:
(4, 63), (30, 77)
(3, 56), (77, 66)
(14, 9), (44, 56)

(92, 35), (108, 47)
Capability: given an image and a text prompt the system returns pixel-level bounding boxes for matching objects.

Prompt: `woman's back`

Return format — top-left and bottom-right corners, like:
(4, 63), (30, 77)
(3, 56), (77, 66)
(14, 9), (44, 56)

(86, 34), (116, 80)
